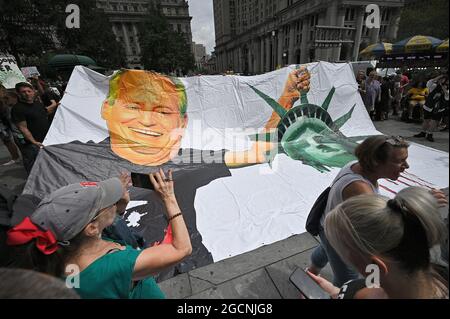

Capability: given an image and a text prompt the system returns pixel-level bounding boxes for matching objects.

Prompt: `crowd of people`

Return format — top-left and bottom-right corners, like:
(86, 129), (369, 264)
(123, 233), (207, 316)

(356, 67), (449, 142)
(0, 76), (64, 172)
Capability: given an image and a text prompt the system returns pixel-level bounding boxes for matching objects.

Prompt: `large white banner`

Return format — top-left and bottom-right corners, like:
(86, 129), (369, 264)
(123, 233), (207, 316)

(32, 63), (449, 263)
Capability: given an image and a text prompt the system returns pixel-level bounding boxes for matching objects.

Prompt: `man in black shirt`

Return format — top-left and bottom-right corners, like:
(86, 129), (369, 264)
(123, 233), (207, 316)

(11, 82), (50, 173)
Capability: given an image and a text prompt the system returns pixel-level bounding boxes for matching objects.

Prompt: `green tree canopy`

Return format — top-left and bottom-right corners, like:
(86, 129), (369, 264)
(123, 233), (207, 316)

(55, 0), (125, 69)
(0, 0), (124, 69)
(397, 0), (449, 41)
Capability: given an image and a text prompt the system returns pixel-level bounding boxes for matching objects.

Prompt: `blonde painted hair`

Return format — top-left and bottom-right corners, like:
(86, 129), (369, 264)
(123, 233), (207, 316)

(325, 187), (446, 274)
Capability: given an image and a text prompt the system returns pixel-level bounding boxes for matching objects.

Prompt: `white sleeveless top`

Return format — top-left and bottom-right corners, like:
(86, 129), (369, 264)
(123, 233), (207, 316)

(320, 161), (379, 226)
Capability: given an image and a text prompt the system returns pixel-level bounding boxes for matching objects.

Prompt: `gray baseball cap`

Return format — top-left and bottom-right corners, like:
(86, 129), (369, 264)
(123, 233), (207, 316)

(31, 178), (123, 242)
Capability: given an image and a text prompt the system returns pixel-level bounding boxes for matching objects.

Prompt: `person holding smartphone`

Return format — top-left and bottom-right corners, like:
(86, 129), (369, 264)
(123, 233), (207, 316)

(5, 169), (192, 299)
(308, 187), (448, 299)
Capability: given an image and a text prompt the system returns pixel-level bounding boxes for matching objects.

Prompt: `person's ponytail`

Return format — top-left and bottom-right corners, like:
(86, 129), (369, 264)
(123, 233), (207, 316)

(325, 187), (446, 274)
(395, 187), (445, 249)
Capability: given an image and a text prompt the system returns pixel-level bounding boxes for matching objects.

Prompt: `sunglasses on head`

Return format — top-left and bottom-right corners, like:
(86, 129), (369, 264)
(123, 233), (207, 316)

(385, 136), (406, 146)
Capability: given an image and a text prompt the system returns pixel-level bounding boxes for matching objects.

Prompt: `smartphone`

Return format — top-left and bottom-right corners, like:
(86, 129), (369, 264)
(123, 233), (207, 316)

(131, 172), (154, 190)
(289, 267), (330, 299)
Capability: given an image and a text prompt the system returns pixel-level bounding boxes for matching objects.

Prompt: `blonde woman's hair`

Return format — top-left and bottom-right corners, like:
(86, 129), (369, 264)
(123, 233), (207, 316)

(324, 187), (446, 274)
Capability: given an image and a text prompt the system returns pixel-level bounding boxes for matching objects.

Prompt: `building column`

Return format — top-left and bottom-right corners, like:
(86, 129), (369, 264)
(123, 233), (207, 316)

(234, 47), (242, 73)
(132, 24), (141, 55)
(112, 24), (118, 37)
(370, 25), (380, 44)
(218, 51), (223, 73)
(234, 48), (239, 72)
(277, 29), (283, 67)
(387, 9), (401, 41)
(325, 0), (338, 61)
(121, 23), (132, 56)
(260, 37), (265, 73)
(265, 36), (271, 72)
(248, 43), (253, 74)
(288, 23), (296, 65)
(223, 50), (228, 71)
(300, 18), (309, 63)
(318, 13), (330, 61)
(332, 7), (346, 61)
(353, 7), (365, 61)
(255, 38), (261, 74)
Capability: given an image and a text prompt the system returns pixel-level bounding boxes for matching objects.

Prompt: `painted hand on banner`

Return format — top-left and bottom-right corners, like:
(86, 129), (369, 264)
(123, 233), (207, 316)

(264, 67), (311, 129)
(281, 66), (311, 107)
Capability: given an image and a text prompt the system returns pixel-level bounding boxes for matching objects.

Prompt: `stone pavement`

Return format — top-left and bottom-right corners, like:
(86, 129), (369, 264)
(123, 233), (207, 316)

(0, 116), (448, 299)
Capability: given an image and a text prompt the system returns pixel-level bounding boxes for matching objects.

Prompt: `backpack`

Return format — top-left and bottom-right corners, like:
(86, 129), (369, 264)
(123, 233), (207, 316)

(305, 187), (331, 236)
(305, 173), (352, 236)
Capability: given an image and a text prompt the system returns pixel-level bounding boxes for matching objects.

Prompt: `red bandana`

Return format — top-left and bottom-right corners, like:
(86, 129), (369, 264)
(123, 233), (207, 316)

(7, 217), (58, 255)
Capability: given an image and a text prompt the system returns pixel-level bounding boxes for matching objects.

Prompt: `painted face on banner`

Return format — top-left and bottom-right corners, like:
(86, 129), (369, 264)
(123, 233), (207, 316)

(102, 71), (187, 166)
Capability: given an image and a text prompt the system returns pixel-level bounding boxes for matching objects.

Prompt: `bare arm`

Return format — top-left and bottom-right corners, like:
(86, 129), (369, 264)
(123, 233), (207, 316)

(133, 169), (192, 281)
(16, 121), (43, 147)
(342, 180), (375, 201)
(46, 99), (59, 114)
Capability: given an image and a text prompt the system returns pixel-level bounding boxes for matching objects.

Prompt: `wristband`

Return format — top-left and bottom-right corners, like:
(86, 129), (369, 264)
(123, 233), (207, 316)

(167, 212), (182, 222)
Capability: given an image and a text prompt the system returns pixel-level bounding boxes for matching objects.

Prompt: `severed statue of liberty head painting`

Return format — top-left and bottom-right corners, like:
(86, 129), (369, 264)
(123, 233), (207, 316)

(250, 66), (363, 173)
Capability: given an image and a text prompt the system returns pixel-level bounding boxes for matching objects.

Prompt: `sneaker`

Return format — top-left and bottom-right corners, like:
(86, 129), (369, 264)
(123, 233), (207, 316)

(426, 134), (435, 142)
(414, 132), (426, 138)
(440, 126), (449, 132)
(1, 159), (20, 166)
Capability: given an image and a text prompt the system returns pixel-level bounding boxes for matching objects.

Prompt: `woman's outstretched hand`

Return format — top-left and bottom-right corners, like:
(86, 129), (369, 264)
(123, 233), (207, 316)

(150, 169), (176, 202)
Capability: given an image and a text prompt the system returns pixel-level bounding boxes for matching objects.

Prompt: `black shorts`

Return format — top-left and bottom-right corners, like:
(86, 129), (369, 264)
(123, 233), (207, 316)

(0, 126), (13, 143)
(424, 109), (444, 121)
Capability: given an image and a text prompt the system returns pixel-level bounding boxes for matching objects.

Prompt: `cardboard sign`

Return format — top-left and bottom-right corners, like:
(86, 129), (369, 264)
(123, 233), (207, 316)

(0, 53), (27, 89)
(21, 66), (41, 79)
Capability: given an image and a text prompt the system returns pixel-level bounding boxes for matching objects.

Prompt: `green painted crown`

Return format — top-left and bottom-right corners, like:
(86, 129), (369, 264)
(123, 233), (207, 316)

(249, 83), (360, 172)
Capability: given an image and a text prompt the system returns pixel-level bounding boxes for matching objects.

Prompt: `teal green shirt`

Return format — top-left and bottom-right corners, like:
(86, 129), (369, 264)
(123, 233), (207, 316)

(73, 245), (165, 299)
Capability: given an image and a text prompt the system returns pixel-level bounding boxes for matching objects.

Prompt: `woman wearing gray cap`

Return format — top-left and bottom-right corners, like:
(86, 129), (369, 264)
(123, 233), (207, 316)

(5, 169), (192, 299)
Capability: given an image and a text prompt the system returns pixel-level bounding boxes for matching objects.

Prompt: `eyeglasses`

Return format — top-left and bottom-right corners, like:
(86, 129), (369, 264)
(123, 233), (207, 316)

(91, 202), (118, 222)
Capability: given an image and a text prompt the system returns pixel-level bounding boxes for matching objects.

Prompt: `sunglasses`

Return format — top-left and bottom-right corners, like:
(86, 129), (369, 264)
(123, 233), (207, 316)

(91, 201), (119, 222)
(385, 136), (407, 146)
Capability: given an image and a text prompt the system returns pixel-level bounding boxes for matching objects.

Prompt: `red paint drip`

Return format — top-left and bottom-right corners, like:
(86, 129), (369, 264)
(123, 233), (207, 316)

(400, 174), (433, 189)
(80, 182), (98, 187)
(379, 184), (398, 195)
(396, 178), (412, 187)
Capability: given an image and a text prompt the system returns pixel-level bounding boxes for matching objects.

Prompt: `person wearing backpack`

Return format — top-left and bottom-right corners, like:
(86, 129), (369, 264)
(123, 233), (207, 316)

(307, 135), (447, 287)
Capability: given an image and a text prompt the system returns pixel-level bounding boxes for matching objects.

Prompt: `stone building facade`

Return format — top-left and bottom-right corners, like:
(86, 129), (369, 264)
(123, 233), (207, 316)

(213, 0), (405, 74)
(96, 0), (193, 68)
